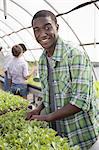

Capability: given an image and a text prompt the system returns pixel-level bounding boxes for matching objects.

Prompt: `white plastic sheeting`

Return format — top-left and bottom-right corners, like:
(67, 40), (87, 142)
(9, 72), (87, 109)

(0, 0), (99, 62)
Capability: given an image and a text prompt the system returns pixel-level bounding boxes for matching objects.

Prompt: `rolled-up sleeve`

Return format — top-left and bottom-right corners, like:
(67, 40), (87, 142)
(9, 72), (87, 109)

(69, 53), (93, 111)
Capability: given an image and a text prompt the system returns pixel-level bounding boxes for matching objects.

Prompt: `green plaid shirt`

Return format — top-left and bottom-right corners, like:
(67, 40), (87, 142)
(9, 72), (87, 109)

(39, 37), (99, 149)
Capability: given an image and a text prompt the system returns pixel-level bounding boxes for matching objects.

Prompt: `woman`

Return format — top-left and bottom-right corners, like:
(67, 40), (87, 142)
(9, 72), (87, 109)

(8, 44), (33, 99)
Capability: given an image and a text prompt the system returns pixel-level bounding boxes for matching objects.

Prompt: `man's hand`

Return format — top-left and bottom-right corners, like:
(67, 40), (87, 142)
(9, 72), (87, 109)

(26, 103), (45, 120)
(26, 109), (40, 120)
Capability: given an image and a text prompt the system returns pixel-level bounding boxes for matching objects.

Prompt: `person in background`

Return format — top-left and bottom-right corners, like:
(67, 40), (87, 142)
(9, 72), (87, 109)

(8, 44), (33, 99)
(0, 46), (13, 91)
(26, 10), (99, 149)
(0, 46), (2, 51)
(1, 44), (27, 92)
(19, 43), (27, 53)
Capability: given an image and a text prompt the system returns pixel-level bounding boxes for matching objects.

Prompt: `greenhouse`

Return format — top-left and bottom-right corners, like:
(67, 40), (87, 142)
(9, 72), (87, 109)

(0, 0), (99, 149)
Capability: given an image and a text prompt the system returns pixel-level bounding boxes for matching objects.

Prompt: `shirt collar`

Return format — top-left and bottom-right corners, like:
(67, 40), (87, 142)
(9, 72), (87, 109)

(52, 37), (65, 61)
(43, 36), (65, 62)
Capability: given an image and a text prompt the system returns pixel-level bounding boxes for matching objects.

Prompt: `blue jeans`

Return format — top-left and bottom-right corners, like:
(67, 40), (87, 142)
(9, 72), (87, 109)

(3, 73), (10, 91)
(10, 83), (28, 97)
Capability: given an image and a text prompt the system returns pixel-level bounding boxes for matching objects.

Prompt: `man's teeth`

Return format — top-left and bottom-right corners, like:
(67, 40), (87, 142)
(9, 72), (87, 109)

(42, 39), (48, 42)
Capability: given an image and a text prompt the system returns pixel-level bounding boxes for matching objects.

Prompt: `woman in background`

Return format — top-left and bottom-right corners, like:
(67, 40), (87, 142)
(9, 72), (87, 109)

(0, 43), (27, 92)
(8, 44), (33, 99)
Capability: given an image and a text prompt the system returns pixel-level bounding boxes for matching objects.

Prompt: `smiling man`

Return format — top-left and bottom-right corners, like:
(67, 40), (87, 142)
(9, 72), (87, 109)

(26, 10), (99, 149)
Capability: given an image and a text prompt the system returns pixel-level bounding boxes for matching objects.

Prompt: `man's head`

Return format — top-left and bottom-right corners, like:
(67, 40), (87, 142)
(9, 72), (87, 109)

(32, 10), (57, 24)
(12, 44), (23, 57)
(32, 10), (59, 55)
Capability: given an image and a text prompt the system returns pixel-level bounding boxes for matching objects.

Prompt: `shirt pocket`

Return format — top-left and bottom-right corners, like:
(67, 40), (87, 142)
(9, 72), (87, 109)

(54, 72), (71, 96)
(53, 79), (71, 108)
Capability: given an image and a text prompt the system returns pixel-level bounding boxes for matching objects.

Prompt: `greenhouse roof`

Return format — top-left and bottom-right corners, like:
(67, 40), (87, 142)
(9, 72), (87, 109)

(0, 0), (99, 62)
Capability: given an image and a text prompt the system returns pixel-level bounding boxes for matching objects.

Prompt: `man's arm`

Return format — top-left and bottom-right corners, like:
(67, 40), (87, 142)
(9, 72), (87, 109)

(29, 103), (81, 122)
(47, 103), (81, 121)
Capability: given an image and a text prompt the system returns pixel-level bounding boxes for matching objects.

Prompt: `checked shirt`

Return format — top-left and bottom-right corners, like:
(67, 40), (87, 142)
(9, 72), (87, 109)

(39, 37), (99, 150)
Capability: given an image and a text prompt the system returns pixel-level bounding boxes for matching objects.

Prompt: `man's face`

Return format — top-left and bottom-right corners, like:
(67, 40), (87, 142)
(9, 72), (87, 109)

(32, 16), (59, 53)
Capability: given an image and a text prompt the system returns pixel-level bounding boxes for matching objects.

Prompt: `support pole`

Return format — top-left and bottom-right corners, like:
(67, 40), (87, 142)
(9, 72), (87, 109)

(3, 0), (7, 19)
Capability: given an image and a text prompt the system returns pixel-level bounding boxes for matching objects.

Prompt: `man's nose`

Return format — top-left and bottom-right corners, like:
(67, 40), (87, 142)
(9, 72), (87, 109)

(39, 29), (47, 36)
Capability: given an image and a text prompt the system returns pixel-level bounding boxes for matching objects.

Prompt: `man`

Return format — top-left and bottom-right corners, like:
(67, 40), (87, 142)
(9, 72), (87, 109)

(26, 10), (98, 149)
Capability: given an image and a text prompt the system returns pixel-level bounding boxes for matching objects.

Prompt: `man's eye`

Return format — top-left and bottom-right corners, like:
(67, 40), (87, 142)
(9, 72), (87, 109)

(45, 25), (51, 30)
(45, 26), (49, 30)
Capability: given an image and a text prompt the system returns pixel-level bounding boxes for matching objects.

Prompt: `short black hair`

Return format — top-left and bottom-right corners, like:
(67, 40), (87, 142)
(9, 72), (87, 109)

(19, 43), (27, 53)
(32, 10), (57, 25)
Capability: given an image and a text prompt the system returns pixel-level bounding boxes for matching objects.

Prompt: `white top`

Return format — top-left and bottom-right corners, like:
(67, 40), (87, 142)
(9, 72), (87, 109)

(0, 49), (13, 71)
(8, 56), (29, 84)
(3, 54), (13, 72)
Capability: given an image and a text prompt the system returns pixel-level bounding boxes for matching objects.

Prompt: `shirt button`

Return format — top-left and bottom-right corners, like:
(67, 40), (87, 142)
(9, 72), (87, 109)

(55, 94), (58, 97)
(57, 106), (61, 109)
